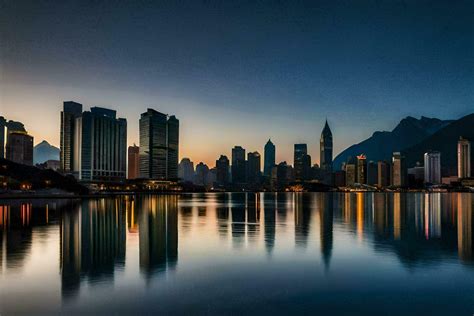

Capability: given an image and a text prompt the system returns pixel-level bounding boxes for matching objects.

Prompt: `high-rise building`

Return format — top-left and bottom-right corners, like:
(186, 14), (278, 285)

(5, 131), (33, 166)
(356, 154), (367, 184)
(194, 162), (210, 186)
(178, 158), (195, 182)
(231, 146), (246, 184)
(424, 151), (441, 184)
(294, 144), (311, 181)
(377, 161), (391, 187)
(392, 152), (406, 187)
(320, 120), (333, 172)
(458, 137), (471, 179)
(139, 109), (179, 180)
(367, 161), (378, 186)
(216, 155), (230, 186)
(247, 151), (261, 184)
(345, 157), (357, 187)
(264, 139), (275, 177)
(0, 116), (5, 158)
(271, 161), (293, 190)
(167, 115), (179, 179)
(128, 145), (140, 179)
(60, 101), (83, 173)
(74, 107), (127, 181)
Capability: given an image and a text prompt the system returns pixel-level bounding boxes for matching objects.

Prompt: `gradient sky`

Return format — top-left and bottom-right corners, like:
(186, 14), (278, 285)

(1, 0), (473, 167)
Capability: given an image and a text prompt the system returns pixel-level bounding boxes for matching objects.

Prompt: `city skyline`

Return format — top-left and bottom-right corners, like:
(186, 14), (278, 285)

(2, 1), (473, 166)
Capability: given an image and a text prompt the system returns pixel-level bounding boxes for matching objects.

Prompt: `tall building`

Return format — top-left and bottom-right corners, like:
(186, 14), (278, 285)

(0, 116), (5, 158)
(424, 151), (441, 184)
(263, 139), (275, 177)
(5, 131), (33, 165)
(392, 152), (406, 187)
(194, 162), (210, 186)
(231, 146), (246, 184)
(320, 120), (333, 172)
(128, 145), (140, 179)
(178, 158), (195, 182)
(216, 155), (230, 186)
(139, 109), (179, 180)
(458, 137), (471, 179)
(167, 115), (179, 179)
(356, 154), (367, 184)
(60, 101), (83, 173)
(345, 157), (356, 187)
(271, 161), (293, 190)
(247, 151), (261, 184)
(74, 107), (127, 181)
(294, 144), (311, 181)
(377, 161), (391, 187)
(367, 161), (378, 186)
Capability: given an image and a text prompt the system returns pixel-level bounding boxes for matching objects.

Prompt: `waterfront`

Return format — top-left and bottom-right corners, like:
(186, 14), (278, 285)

(1, 192), (474, 315)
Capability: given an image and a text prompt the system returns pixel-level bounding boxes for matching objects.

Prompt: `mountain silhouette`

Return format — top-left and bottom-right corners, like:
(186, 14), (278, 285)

(333, 116), (452, 170)
(404, 113), (474, 175)
(33, 140), (60, 164)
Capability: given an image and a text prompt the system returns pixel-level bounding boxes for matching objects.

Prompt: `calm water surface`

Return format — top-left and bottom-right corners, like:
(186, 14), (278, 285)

(1, 192), (474, 315)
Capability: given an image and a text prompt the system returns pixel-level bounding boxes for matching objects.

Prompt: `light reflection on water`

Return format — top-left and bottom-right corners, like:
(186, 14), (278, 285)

(0, 192), (473, 315)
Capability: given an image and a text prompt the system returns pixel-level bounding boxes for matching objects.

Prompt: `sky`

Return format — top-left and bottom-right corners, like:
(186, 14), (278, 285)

(1, 0), (473, 167)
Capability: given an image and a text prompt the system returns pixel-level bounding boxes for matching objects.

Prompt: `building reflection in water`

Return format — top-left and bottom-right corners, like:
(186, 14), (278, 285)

(61, 199), (127, 298)
(136, 195), (178, 279)
(262, 193), (276, 256)
(318, 193), (333, 270)
(1, 191), (473, 304)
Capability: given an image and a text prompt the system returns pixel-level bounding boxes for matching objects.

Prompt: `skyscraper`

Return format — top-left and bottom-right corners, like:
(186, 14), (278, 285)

(367, 161), (378, 186)
(294, 144), (311, 181)
(0, 116), (5, 158)
(128, 145), (140, 179)
(247, 151), (261, 184)
(392, 152), (406, 187)
(356, 154), (367, 184)
(377, 161), (391, 187)
(264, 139), (275, 177)
(73, 107), (127, 181)
(167, 115), (179, 179)
(216, 155), (230, 186)
(60, 101), (83, 173)
(320, 120), (333, 172)
(5, 131), (33, 166)
(139, 109), (179, 180)
(178, 158), (195, 182)
(458, 137), (471, 179)
(231, 146), (246, 184)
(345, 157), (357, 187)
(195, 162), (210, 186)
(424, 151), (441, 184)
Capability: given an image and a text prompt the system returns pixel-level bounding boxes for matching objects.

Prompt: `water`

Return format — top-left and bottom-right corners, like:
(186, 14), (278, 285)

(0, 192), (473, 315)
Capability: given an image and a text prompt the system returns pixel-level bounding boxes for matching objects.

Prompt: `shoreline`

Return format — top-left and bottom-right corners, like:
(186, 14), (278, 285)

(1, 189), (473, 200)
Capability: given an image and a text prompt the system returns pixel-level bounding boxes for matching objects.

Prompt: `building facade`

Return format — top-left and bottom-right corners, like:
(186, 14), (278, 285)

(294, 144), (310, 181)
(320, 120), (333, 172)
(5, 132), (33, 166)
(264, 139), (275, 177)
(216, 155), (230, 186)
(60, 101), (83, 173)
(128, 145), (140, 179)
(247, 151), (261, 184)
(392, 152), (406, 187)
(356, 154), (367, 184)
(377, 161), (391, 187)
(458, 137), (471, 179)
(74, 107), (127, 181)
(231, 146), (246, 184)
(178, 158), (195, 182)
(424, 151), (441, 184)
(139, 109), (179, 180)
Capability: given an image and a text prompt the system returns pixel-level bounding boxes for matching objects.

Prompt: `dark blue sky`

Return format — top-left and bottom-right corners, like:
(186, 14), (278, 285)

(1, 0), (473, 165)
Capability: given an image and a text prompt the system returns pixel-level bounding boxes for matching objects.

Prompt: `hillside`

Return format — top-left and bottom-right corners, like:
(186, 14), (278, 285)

(33, 140), (60, 164)
(333, 116), (452, 169)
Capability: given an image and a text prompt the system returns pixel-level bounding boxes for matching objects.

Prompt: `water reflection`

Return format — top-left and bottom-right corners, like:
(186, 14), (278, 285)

(0, 193), (474, 313)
